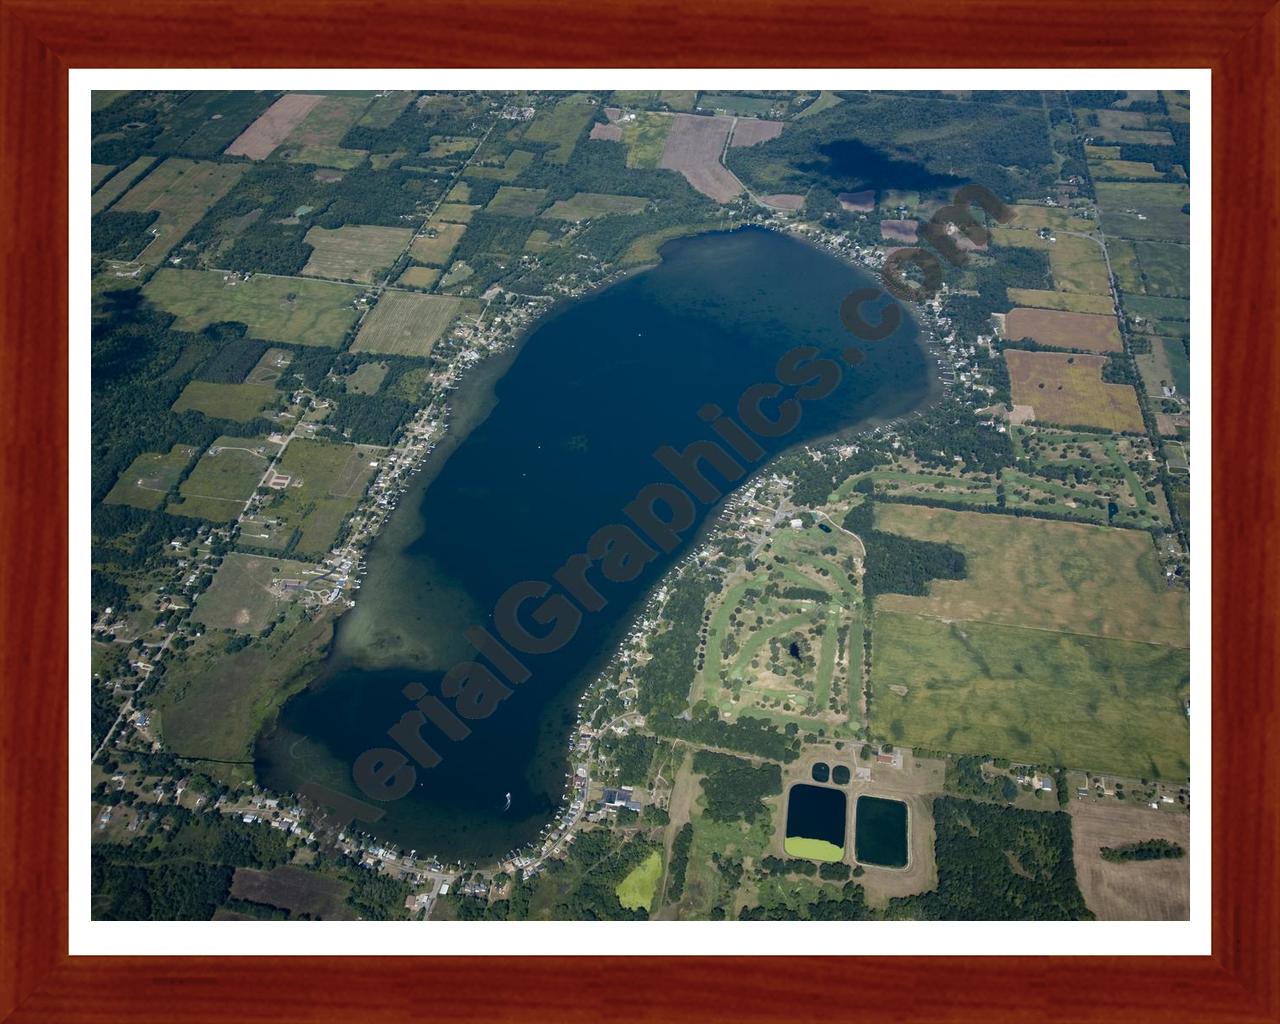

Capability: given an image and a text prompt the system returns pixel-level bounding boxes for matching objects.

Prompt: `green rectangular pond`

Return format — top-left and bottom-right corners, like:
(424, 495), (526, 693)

(854, 795), (908, 868)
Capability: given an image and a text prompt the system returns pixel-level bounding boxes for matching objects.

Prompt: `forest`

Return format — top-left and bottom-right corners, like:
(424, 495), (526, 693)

(887, 797), (1091, 920)
(691, 750), (782, 824)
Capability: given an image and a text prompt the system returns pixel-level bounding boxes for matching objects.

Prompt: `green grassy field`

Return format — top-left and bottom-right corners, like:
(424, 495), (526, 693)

(433, 203), (479, 223)
(485, 186), (548, 217)
(609, 90), (698, 112)
(144, 269), (361, 347)
(522, 96), (598, 164)
(869, 611), (1190, 780)
(301, 224), (413, 283)
(171, 381), (278, 422)
(351, 291), (467, 357)
(192, 552), (316, 632)
(1095, 182), (1191, 242)
(542, 193), (648, 220)
(872, 505), (1188, 648)
(103, 444), (199, 509)
(168, 435), (281, 521)
(615, 850), (663, 911)
(992, 227), (1111, 295)
(278, 94), (371, 167)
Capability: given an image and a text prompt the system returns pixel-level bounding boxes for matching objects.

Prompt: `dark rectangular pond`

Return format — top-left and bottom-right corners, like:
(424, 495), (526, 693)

(784, 783), (846, 862)
(854, 795), (908, 868)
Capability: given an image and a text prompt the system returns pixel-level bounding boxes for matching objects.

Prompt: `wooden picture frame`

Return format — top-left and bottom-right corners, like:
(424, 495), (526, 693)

(2, 1), (1275, 1019)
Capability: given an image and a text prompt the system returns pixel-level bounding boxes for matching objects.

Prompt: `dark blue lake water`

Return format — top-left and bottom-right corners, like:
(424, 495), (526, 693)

(256, 226), (932, 862)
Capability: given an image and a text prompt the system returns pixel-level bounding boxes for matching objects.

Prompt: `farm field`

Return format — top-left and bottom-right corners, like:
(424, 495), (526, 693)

(168, 435), (282, 521)
(618, 111), (674, 169)
(433, 203), (479, 223)
(542, 193), (648, 220)
(1108, 239), (1145, 293)
(869, 611), (1190, 779)
(1090, 159), (1163, 180)
(1069, 801), (1190, 920)
(357, 90), (416, 128)
(522, 95), (598, 164)
(301, 224), (414, 283)
(1005, 289), (1115, 315)
(229, 867), (358, 920)
(1095, 182), (1191, 242)
(276, 94), (371, 168)
(397, 266), (441, 289)
(659, 113), (743, 202)
(171, 381), (278, 422)
(729, 119), (785, 148)
(1004, 308), (1122, 352)
(1131, 242), (1190, 298)
(609, 90), (698, 112)
(351, 291), (467, 357)
(697, 94), (777, 116)
(143, 269), (361, 347)
(112, 158), (247, 263)
(91, 156), (157, 214)
(992, 226), (1110, 294)
(225, 94), (323, 160)
(1005, 349), (1145, 432)
(1135, 337), (1191, 399)
(193, 552), (318, 632)
(871, 504), (1189, 648)
(485, 186), (548, 217)
(1123, 294), (1189, 322)
(103, 444), (199, 510)
(464, 148), (535, 182)
(1006, 203), (1096, 232)
(409, 222), (467, 266)
(91, 163), (117, 190)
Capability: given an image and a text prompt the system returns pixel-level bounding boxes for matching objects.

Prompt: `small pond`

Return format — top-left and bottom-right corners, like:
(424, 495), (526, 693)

(854, 795), (908, 868)
(784, 784), (846, 862)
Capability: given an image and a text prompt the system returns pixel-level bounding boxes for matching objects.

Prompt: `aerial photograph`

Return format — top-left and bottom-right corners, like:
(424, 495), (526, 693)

(88, 87), (1193, 923)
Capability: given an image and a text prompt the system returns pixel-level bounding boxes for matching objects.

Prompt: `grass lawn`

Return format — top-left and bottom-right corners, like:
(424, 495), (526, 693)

(869, 611), (1190, 779)
(143, 269), (361, 347)
(103, 444), (199, 509)
(192, 552), (316, 632)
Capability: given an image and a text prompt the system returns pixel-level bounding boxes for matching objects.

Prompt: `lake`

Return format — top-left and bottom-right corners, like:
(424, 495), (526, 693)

(256, 226), (932, 862)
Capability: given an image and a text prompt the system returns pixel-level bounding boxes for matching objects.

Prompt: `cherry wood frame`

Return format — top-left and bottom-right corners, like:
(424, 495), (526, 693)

(2, 1), (1276, 1020)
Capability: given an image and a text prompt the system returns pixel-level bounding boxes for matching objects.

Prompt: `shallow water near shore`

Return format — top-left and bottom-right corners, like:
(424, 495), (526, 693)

(256, 226), (932, 863)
